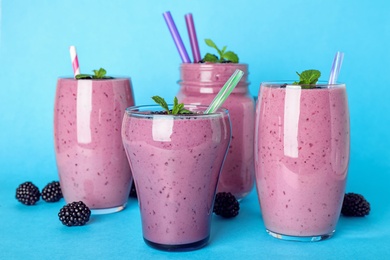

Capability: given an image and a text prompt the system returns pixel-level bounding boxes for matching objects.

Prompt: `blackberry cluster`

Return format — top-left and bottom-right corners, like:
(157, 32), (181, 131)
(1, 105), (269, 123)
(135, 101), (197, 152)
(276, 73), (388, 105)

(16, 181), (63, 205)
(213, 192), (240, 218)
(151, 110), (170, 115)
(341, 193), (370, 217)
(150, 110), (194, 115)
(129, 181), (137, 198)
(198, 56), (233, 63)
(15, 182), (41, 205)
(58, 201), (91, 226)
(41, 181), (63, 202)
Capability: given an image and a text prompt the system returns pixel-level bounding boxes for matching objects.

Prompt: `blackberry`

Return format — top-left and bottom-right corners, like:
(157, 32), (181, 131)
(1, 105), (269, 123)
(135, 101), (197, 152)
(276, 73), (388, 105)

(58, 201), (91, 226)
(213, 192), (239, 218)
(41, 181), (63, 202)
(15, 181), (41, 205)
(129, 181), (137, 198)
(341, 193), (370, 217)
(150, 110), (194, 115)
(151, 110), (170, 115)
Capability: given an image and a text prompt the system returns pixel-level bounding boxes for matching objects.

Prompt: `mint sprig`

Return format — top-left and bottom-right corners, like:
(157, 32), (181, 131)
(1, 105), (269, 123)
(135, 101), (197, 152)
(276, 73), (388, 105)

(293, 69), (321, 88)
(151, 96), (192, 115)
(75, 68), (113, 79)
(202, 39), (239, 63)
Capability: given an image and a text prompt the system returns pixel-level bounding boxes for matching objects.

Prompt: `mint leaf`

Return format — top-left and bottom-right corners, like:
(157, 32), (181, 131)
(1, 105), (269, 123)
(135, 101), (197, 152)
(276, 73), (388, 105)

(201, 39), (239, 63)
(75, 67), (112, 79)
(293, 69), (321, 88)
(171, 96), (192, 114)
(178, 107), (192, 114)
(218, 46), (228, 62)
(203, 53), (219, 63)
(205, 39), (219, 50)
(205, 39), (223, 60)
(75, 74), (92, 79)
(222, 51), (239, 63)
(172, 97), (180, 114)
(92, 68), (107, 79)
(151, 96), (193, 115)
(300, 70), (321, 84)
(151, 96), (170, 113)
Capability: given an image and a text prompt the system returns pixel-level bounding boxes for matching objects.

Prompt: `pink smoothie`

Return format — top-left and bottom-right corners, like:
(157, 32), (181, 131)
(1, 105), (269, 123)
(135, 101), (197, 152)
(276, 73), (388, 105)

(178, 63), (255, 199)
(54, 78), (134, 212)
(255, 84), (349, 237)
(122, 106), (231, 249)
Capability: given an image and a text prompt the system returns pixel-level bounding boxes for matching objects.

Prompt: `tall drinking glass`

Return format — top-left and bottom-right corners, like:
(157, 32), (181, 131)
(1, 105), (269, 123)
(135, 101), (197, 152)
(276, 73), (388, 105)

(255, 82), (350, 241)
(54, 77), (134, 214)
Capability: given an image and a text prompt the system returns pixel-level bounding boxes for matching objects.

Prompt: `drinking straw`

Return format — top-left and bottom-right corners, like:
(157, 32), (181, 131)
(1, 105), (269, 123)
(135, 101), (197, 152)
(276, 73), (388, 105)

(185, 13), (201, 63)
(328, 51), (344, 84)
(163, 11), (191, 63)
(204, 69), (244, 114)
(69, 45), (80, 77)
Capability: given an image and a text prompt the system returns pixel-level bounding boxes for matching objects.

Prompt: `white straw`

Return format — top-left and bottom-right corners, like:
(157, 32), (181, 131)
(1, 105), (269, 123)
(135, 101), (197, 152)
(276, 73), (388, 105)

(328, 51), (344, 84)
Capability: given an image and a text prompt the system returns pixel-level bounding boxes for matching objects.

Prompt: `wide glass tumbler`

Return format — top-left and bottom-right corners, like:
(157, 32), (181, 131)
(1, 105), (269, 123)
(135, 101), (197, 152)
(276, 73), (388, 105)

(255, 82), (350, 241)
(122, 105), (231, 251)
(54, 77), (134, 214)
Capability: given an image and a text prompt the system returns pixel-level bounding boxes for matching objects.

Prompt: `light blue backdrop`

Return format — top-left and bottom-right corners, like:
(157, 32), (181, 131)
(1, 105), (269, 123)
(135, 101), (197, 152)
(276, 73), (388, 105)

(1, 0), (389, 257)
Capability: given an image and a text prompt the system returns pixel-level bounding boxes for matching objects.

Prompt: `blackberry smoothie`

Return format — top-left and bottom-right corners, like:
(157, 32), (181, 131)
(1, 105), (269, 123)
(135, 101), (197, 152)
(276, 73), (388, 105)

(177, 63), (255, 199)
(122, 105), (231, 251)
(255, 83), (350, 240)
(54, 78), (134, 214)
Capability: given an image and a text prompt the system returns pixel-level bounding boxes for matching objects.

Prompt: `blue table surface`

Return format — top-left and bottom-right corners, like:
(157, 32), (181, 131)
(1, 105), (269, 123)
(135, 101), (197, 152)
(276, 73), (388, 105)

(1, 167), (389, 260)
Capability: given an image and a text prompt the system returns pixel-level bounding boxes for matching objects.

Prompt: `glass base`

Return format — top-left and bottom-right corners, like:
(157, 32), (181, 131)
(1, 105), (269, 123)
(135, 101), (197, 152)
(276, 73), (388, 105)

(90, 203), (126, 215)
(144, 236), (209, 252)
(266, 229), (334, 242)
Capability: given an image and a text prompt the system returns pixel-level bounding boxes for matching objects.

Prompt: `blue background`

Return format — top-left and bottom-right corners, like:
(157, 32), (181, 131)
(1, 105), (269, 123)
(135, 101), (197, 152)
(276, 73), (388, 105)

(1, 0), (389, 259)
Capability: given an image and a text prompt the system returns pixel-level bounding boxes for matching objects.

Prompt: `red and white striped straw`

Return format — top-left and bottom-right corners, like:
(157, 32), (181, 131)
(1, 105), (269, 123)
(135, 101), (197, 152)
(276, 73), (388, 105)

(69, 46), (80, 77)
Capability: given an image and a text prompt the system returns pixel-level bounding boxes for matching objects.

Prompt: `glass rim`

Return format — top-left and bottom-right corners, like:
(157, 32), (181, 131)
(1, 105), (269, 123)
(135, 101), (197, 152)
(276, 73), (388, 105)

(57, 76), (131, 81)
(260, 80), (345, 88)
(180, 63), (248, 67)
(124, 104), (229, 118)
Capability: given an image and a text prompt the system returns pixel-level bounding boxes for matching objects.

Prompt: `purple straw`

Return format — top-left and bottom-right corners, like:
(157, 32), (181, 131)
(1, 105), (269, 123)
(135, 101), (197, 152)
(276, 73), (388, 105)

(163, 11), (191, 63)
(185, 13), (201, 63)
